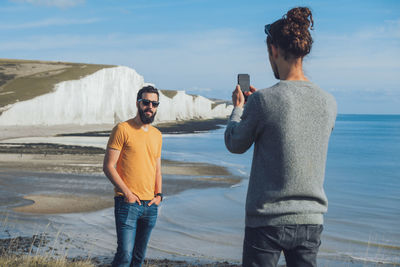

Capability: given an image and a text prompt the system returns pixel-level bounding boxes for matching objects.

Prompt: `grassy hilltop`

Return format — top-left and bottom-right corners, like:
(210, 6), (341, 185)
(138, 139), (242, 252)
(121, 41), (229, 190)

(0, 58), (231, 122)
(0, 59), (116, 110)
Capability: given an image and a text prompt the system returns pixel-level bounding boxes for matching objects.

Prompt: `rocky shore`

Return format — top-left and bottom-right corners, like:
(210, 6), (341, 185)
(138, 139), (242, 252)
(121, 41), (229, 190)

(0, 234), (241, 267)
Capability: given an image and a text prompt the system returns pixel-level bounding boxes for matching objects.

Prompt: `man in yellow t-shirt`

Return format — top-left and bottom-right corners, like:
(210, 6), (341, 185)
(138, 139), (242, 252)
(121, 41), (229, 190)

(103, 85), (162, 267)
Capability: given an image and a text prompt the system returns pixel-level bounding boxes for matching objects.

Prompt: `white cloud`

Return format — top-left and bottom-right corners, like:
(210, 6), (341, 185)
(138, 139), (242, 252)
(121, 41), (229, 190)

(11, 0), (85, 8)
(307, 19), (400, 94)
(0, 18), (100, 30)
(0, 29), (271, 98)
(0, 29), (255, 56)
(354, 19), (400, 39)
(1, 27), (398, 114)
(0, 34), (107, 50)
(1, 20), (398, 109)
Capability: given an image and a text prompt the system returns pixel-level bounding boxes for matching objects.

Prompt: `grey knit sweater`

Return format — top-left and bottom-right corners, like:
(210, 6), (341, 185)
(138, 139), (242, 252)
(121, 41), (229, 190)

(225, 80), (337, 227)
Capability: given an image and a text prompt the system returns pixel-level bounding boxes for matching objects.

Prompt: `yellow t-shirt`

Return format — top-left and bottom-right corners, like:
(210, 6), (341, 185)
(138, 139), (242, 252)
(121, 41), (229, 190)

(107, 119), (162, 200)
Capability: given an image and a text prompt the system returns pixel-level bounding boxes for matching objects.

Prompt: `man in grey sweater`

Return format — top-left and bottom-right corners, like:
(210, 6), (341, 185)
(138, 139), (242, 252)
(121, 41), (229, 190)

(224, 7), (337, 267)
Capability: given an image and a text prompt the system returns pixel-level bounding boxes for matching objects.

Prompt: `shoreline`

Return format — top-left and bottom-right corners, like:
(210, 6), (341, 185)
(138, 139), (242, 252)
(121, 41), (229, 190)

(57, 118), (229, 137)
(0, 120), (244, 266)
(0, 118), (238, 215)
(0, 235), (242, 267)
(0, 153), (240, 214)
(0, 118), (228, 141)
(1, 121), (398, 266)
(0, 235), (241, 267)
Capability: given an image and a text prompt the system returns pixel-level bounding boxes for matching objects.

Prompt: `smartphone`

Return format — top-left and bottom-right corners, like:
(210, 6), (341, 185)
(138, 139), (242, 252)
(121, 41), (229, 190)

(238, 74), (250, 100)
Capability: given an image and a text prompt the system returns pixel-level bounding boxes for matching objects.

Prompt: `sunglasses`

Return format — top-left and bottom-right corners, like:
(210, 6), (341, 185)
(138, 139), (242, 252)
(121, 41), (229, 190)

(138, 99), (160, 108)
(264, 24), (273, 39)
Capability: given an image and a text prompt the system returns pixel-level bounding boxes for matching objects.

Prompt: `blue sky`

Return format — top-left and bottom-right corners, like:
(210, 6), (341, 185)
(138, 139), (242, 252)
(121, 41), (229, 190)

(1, 0), (399, 114)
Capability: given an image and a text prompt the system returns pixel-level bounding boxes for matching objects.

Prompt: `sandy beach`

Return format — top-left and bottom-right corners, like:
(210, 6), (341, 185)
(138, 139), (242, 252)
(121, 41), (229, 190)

(2, 119), (399, 267)
(0, 152), (238, 215)
(12, 194), (113, 214)
(0, 120), (244, 266)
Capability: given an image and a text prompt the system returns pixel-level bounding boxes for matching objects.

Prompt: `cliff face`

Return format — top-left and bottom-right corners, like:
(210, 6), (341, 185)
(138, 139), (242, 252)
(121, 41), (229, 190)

(0, 65), (232, 126)
(0, 59), (114, 110)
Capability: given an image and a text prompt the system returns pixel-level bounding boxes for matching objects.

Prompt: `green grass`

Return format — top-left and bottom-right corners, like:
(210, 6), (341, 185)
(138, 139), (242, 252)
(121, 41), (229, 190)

(0, 59), (115, 108)
(160, 90), (178, 99)
(211, 103), (221, 109)
(0, 255), (95, 267)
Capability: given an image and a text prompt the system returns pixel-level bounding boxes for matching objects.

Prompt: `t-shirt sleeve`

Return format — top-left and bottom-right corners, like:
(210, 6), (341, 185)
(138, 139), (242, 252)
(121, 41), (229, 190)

(107, 124), (126, 151)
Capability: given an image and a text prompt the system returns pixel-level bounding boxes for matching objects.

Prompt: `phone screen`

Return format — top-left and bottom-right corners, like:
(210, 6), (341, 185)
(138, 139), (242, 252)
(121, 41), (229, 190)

(238, 74), (250, 93)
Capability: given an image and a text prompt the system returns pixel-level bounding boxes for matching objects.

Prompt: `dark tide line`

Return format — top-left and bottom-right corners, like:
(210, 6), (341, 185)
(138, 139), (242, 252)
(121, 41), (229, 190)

(57, 118), (228, 137)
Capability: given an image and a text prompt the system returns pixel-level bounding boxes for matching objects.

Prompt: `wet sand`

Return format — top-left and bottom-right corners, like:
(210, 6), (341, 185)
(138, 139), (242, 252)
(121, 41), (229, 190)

(0, 124), (115, 141)
(0, 118), (227, 141)
(0, 152), (239, 215)
(0, 118), (240, 216)
(12, 194), (114, 214)
(0, 120), (246, 266)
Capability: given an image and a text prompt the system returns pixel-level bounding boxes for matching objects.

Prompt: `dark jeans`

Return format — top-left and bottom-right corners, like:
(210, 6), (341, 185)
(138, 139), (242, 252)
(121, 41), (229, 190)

(243, 224), (323, 267)
(112, 196), (158, 267)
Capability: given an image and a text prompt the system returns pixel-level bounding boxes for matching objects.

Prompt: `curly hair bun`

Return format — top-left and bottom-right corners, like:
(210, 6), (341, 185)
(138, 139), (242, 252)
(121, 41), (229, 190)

(269, 7), (314, 59)
(286, 7), (314, 30)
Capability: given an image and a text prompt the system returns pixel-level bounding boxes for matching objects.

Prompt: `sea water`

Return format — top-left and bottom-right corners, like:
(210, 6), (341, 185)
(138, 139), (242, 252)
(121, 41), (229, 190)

(1, 114), (399, 266)
(322, 115), (400, 265)
(151, 114), (400, 265)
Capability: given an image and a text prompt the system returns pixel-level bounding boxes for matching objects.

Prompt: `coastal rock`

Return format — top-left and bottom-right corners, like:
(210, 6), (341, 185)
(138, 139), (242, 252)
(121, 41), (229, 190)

(0, 66), (233, 126)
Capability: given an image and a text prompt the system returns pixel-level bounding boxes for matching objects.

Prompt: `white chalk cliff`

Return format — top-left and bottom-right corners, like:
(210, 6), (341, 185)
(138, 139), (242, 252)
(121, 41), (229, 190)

(0, 66), (232, 126)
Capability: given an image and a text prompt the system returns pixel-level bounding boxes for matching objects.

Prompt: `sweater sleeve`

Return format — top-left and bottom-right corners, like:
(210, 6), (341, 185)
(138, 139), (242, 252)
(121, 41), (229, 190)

(224, 94), (260, 154)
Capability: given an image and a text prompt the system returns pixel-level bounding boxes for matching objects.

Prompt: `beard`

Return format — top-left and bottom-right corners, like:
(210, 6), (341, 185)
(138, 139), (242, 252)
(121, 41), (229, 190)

(138, 107), (157, 124)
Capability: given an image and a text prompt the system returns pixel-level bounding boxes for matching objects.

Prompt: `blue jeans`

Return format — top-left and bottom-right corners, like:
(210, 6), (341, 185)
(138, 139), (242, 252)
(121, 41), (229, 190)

(243, 224), (323, 267)
(112, 196), (158, 267)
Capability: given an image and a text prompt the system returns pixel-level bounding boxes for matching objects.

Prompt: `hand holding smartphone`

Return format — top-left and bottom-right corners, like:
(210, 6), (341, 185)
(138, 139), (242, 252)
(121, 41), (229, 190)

(238, 74), (250, 101)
